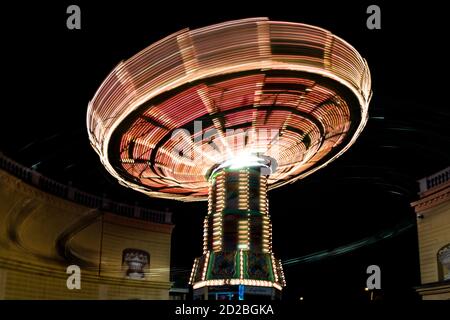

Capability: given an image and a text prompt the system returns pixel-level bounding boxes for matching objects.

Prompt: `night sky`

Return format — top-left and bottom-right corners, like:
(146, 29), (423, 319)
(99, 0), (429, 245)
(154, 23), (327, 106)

(1, 1), (449, 301)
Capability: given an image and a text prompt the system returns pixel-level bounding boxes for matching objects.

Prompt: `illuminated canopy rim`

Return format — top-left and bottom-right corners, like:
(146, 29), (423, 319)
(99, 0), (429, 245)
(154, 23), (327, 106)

(87, 17), (372, 201)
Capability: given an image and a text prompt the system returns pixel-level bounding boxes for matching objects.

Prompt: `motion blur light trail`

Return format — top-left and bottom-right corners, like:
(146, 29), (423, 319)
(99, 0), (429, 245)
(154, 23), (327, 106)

(282, 218), (415, 266)
(87, 17), (371, 201)
(169, 219), (415, 276)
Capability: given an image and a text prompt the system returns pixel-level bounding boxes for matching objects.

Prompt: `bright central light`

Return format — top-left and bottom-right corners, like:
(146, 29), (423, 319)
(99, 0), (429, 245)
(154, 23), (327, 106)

(222, 154), (265, 169)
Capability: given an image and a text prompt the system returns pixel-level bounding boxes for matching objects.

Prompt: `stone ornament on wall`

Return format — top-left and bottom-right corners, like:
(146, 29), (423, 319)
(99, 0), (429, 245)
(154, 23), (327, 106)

(122, 249), (150, 279)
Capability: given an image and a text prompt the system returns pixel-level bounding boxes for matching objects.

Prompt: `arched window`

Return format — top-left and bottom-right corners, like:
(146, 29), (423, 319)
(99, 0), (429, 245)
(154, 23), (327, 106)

(122, 248), (150, 279)
(437, 243), (450, 281)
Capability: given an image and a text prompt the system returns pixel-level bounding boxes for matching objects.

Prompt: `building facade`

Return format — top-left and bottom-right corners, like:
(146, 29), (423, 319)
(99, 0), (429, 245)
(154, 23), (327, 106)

(412, 167), (450, 300)
(0, 153), (173, 299)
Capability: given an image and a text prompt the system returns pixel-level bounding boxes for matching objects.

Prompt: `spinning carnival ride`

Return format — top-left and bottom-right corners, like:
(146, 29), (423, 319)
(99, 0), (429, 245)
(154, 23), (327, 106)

(87, 18), (372, 299)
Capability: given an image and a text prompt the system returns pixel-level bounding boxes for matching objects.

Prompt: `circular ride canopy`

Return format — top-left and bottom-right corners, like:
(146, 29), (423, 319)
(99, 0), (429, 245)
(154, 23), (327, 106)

(87, 17), (371, 201)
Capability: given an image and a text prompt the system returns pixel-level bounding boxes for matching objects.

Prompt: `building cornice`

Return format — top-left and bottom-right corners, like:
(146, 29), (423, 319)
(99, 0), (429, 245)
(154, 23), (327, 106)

(104, 213), (174, 234)
(411, 181), (450, 214)
(415, 280), (450, 296)
(1, 170), (173, 233)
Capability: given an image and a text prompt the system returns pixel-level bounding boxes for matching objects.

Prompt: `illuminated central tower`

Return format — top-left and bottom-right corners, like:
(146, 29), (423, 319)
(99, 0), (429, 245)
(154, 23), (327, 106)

(190, 158), (285, 299)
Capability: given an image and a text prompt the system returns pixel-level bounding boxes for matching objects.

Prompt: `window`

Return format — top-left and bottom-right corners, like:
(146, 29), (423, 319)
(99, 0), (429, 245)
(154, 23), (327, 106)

(437, 244), (450, 281)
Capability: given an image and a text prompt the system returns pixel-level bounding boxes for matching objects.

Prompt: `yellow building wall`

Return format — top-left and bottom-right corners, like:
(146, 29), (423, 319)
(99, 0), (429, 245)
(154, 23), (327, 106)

(416, 200), (450, 284)
(0, 169), (173, 299)
(413, 173), (450, 300)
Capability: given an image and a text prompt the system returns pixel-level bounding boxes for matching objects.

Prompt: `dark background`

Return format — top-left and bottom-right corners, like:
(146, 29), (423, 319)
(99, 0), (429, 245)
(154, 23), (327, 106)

(1, 1), (449, 301)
